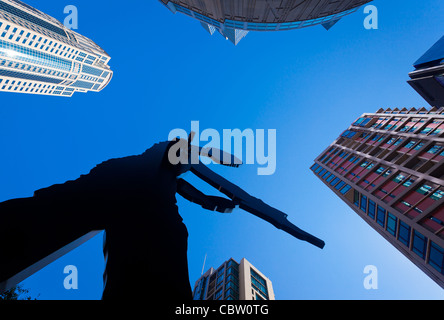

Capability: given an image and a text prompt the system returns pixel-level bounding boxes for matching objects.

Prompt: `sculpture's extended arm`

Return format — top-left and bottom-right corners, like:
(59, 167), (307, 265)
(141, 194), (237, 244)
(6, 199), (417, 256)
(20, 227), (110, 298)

(188, 162), (325, 249)
(177, 178), (236, 213)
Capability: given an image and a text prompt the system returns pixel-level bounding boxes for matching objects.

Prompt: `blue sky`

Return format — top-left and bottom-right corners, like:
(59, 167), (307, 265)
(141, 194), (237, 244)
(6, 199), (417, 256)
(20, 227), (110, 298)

(1, 0), (443, 299)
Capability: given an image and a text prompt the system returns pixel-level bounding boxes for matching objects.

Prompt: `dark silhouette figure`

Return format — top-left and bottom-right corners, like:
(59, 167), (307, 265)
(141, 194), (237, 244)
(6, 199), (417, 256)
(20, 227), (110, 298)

(0, 141), (192, 300)
(0, 137), (324, 301)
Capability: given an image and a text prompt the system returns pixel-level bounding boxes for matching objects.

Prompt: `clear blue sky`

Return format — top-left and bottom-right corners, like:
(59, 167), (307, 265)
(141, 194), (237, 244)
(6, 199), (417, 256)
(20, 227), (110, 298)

(1, 0), (443, 300)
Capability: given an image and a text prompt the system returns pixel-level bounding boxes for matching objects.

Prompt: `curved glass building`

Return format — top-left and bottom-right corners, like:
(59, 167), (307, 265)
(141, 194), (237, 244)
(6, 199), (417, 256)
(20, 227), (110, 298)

(0, 0), (112, 97)
(160, 0), (373, 45)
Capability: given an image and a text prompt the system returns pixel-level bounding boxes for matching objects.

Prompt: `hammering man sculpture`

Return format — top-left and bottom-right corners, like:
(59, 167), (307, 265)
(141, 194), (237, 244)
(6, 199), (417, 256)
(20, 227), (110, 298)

(0, 133), (324, 300)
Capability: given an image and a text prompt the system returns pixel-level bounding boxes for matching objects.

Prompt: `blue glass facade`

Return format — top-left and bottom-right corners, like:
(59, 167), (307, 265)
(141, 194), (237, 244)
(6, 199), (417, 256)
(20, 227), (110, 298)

(413, 35), (444, 69)
(0, 67), (62, 84)
(0, 39), (72, 71)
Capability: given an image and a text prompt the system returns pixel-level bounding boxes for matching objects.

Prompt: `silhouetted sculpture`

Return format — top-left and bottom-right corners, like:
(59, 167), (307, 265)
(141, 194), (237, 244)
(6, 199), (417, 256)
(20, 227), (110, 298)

(0, 136), (324, 300)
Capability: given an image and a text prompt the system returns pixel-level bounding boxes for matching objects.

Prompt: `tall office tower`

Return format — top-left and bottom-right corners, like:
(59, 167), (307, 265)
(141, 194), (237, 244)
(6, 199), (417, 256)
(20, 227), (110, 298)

(193, 258), (275, 300)
(408, 35), (444, 108)
(311, 106), (444, 289)
(159, 0), (372, 45)
(0, 0), (112, 97)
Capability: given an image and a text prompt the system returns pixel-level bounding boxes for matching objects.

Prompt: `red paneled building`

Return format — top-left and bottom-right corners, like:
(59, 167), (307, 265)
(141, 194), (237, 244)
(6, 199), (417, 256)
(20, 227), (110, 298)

(312, 107), (444, 289)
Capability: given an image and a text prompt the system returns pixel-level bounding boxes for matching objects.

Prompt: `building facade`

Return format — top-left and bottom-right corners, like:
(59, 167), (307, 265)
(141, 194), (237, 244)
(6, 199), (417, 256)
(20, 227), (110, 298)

(0, 0), (112, 97)
(159, 0), (372, 45)
(311, 106), (444, 289)
(311, 34), (444, 289)
(193, 257), (275, 300)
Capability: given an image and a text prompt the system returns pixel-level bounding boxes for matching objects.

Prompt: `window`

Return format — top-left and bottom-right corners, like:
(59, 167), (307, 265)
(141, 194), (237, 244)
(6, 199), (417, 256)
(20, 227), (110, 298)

(225, 288), (239, 300)
(402, 178), (416, 187)
(227, 259), (238, 269)
(398, 221), (411, 247)
(360, 195), (367, 213)
(414, 142), (424, 150)
(227, 266), (238, 278)
(225, 280), (238, 292)
(386, 213), (397, 236)
(404, 140), (417, 149)
(326, 174), (336, 183)
(421, 127), (434, 135)
(416, 184), (433, 196)
(322, 171), (331, 180)
(375, 166), (386, 174)
(382, 169), (392, 177)
(412, 230), (427, 259)
(376, 206), (386, 227)
(431, 189), (444, 201)
(360, 160), (369, 167)
(250, 269), (268, 299)
(214, 288), (223, 300)
(330, 177), (340, 186)
(368, 200), (376, 219)
(428, 242), (444, 274)
(335, 180), (346, 191)
(392, 174), (406, 184)
(340, 185), (352, 195)
(354, 190), (360, 206)
(427, 145), (443, 154)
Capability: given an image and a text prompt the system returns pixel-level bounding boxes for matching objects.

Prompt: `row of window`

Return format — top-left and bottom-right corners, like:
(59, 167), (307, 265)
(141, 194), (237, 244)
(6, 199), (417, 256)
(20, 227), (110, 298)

(320, 146), (444, 210)
(353, 190), (444, 275)
(353, 115), (444, 136)
(318, 147), (443, 219)
(0, 38), (71, 71)
(0, 67), (62, 84)
(356, 133), (443, 157)
(0, 58), (68, 78)
(0, 76), (74, 96)
(0, 21), (80, 60)
(379, 108), (444, 114)
(311, 163), (352, 196)
(0, 0), (66, 37)
(250, 268), (269, 300)
(313, 158), (444, 275)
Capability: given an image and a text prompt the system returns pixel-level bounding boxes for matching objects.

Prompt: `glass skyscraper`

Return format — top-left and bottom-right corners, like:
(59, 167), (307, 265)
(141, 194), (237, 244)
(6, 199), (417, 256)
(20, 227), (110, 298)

(159, 0), (372, 45)
(0, 0), (112, 97)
